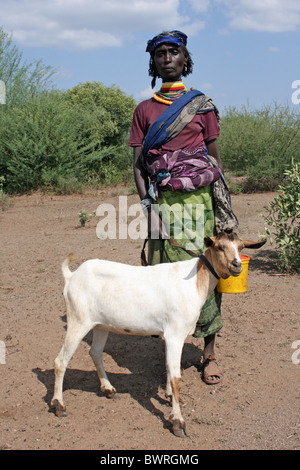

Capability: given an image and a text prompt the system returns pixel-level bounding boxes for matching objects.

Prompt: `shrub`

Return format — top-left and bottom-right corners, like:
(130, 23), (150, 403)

(78, 210), (95, 227)
(219, 103), (300, 192)
(65, 81), (136, 148)
(263, 160), (300, 272)
(0, 92), (84, 192)
(0, 82), (136, 193)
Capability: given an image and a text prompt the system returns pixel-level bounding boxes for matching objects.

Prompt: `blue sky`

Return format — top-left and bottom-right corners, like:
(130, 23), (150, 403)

(1, 0), (300, 114)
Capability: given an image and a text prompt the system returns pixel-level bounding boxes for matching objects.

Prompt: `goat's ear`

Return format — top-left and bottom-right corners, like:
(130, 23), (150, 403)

(242, 238), (267, 249)
(204, 236), (217, 247)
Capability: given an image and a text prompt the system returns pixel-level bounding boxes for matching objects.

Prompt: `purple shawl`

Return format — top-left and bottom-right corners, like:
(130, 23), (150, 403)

(146, 146), (220, 199)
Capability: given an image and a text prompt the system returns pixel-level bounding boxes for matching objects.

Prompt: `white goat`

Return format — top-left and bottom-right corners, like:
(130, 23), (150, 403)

(51, 231), (266, 437)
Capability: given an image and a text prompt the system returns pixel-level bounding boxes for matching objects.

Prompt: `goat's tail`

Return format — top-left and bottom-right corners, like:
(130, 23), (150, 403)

(62, 253), (76, 280)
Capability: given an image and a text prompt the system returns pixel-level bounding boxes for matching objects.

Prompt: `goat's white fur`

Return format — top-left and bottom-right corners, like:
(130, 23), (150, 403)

(51, 232), (266, 437)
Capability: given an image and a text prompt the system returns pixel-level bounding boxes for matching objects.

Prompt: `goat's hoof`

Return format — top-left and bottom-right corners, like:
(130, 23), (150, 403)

(106, 390), (116, 399)
(171, 419), (186, 438)
(101, 387), (117, 399)
(51, 399), (67, 417)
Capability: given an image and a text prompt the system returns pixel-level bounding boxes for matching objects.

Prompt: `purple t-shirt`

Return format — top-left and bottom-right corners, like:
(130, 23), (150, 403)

(128, 97), (220, 155)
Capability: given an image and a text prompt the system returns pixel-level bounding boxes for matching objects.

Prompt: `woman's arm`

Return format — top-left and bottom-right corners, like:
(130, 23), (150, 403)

(206, 139), (224, 175)
(133, 146), (149, 200)
(132, 146), (168, 238)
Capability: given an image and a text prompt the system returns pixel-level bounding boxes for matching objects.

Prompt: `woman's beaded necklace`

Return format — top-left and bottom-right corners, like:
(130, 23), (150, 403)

(153, 80), (187, 105)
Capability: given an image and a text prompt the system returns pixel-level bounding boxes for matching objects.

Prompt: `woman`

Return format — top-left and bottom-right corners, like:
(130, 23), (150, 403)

(128, 31), (224, 384)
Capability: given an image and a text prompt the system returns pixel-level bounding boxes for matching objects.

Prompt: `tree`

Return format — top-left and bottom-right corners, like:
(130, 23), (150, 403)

(65, 81), (136, 147)
(0, 83), (137, 193)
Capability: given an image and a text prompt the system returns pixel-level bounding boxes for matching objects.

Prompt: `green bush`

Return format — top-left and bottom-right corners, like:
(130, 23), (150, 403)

(65, 81), (136, 148)
(0, 92), (84, 192)
(263, 160), (300, 272)
(0, 86), (136, 193)
(219, 103), (300, 192)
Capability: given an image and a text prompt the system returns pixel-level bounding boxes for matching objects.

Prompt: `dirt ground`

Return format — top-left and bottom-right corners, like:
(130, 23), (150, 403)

(0, 186), (299, 451)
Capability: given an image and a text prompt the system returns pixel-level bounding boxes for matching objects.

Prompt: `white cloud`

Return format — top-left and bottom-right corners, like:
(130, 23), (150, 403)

(269, 46), (280, 53)
(1, 0), (298, 53)
(200, 82), (214, 90)
(138, 86), (154, 100)
(0, 0), (206, 50)
(218, 0), (300, 33)
(187, 0), (211, 13)
(13, 27), (122, 50)
(182, 20), (206, 37)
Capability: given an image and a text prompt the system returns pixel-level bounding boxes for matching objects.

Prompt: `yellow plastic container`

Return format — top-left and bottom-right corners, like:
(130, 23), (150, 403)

(217, 255), (250, 294)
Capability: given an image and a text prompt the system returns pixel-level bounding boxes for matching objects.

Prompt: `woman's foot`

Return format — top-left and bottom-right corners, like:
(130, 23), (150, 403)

(202, 355), (223, 385)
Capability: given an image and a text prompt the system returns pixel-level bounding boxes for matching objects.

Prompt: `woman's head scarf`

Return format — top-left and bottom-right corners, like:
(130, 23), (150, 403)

(146, 31), (187, 54)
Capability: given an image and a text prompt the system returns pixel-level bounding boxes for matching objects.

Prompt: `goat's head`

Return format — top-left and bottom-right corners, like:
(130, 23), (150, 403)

(204, 231), (266, 279)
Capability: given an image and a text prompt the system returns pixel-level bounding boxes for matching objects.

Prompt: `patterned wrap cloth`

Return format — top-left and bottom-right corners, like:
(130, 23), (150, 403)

(146, 145), (220, 199)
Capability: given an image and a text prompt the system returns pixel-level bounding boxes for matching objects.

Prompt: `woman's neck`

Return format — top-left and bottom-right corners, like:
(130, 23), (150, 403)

(153, 80), (188, 105)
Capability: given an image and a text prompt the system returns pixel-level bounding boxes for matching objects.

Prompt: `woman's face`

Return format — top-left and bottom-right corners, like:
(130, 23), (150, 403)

(153, 43), (187, 82)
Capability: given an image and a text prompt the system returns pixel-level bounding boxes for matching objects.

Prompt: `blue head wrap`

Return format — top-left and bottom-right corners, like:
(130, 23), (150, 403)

(146, 30), (187, 54)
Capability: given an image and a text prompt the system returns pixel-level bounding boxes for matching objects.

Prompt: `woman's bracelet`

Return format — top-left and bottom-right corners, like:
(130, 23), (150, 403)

(140, 197), (152, 211)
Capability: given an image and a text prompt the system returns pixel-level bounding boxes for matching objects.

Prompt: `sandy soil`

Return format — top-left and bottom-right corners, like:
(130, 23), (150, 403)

(0, 187), (299, 451)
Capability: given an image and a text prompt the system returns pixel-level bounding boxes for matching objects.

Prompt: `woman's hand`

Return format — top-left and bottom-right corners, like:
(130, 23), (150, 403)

(146, 206), (169, 239)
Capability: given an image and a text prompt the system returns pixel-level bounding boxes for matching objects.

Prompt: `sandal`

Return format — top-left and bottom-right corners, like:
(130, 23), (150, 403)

(202, 355), (223, 385)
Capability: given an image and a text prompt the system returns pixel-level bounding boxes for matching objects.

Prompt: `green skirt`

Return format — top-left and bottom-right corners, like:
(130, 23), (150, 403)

(147, 186), (222, 338)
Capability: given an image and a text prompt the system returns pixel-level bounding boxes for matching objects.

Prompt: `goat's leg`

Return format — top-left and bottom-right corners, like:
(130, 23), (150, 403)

(164, 335), (186, 438)
(165, 375), (172, 401)
(51, 321), (92, 417)
(89, 327), (116, 398)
